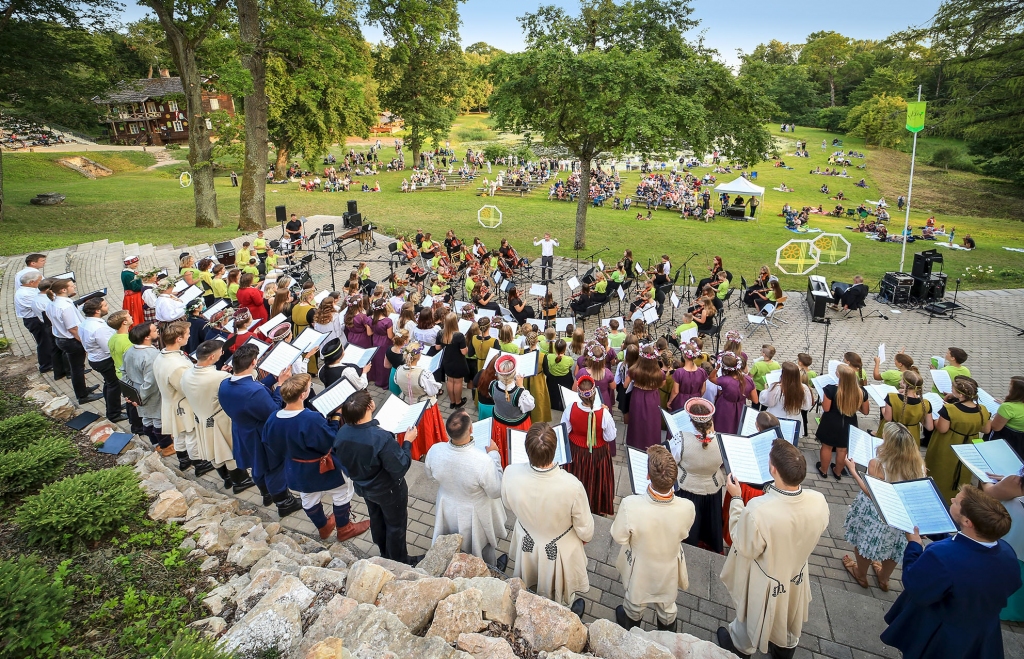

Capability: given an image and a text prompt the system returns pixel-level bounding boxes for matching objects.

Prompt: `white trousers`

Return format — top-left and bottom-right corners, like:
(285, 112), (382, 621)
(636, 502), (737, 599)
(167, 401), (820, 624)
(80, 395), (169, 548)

(298, 481), (355, 509)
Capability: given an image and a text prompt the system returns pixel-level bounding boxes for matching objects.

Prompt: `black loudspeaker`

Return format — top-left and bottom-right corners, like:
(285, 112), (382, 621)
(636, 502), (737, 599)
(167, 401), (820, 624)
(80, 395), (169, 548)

(345, 212), (362, 229)
(275, 205), (287, 224)
(347, 200), (358, 216)
(911, 249), (942, 279)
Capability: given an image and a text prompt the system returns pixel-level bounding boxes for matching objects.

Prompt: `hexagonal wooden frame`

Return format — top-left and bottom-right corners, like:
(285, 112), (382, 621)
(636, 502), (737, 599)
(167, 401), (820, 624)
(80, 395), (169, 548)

(811, 232), (851, 265)
(776, 239), (819, 276)
(478, 205), (502, 229)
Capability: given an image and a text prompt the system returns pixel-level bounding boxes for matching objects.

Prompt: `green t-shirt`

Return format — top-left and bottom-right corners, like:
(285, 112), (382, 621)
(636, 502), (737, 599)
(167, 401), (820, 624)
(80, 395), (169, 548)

(499, 341), (521, 355)
(716, 280), (729, 300)
(675, 321), (697, 338)
(933, 364), (971, 394)
(611, 270), (625, 283)
(228, 283), (240, 303)
(997, 401), (1024, 432)
(608, 330), (626, 349)
(546, 353), (573, 377)
(108, 333), (132, 379)
(595, 280), (608, 294)
(465, 278), (476, 295)
(749, 360), (781, 391)
(879, 369), (902, 387)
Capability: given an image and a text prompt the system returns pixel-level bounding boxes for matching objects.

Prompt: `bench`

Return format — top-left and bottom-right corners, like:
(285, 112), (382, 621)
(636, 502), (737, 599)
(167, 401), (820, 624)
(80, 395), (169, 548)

(402, 184), (460, 192)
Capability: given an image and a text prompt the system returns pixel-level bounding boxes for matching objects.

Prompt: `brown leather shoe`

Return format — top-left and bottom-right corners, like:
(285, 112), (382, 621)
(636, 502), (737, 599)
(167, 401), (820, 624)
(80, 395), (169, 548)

(318, 514), (337, 540)
(336, 519), (371, 542)
(157, 445), (176, 457)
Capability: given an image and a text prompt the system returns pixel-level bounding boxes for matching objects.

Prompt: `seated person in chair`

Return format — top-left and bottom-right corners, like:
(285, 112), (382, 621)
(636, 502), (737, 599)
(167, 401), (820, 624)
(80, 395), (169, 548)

(829, 275), (868, 311)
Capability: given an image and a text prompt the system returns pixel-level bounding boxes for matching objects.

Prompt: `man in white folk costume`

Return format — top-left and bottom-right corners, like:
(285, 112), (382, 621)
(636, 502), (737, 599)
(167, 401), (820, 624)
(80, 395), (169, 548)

(611, 444), (696, 631)
(180, 340), (240, 492)
(424, 408), (506, 564)
(716, 439), (829, 659)
(501, 423), (593, 616)
(152, 321), (207, 474)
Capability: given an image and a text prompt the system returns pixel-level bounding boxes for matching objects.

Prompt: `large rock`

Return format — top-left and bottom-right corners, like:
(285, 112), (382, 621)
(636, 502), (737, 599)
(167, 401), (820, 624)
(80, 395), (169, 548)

(227, 539), (271, 568)
(444, 553), (490, 579)
(41, 395), (75, 421)
(234, 568), (286, 613)
(303, 637), (353, 659)
(222, 599), (303, 657)
(330, 603), (471, 659)
(587, 619), (673, 659)
(294, 595), (359, 658)
(507, 577), (526, 603)
(630, 629), (739, 659)
(513, 590), (587, 653)
(328, 542), (358, 564)
(453, 577), (516, 626)
(427, 588), (488, 643)
(368, 556), (430, 580)
(250, 549), (301, 575)
(345, 560), (395, 604)
(148, 489), (188, 521)
(299, 566), (348, 592)
(377, 577), (457, 634)
(239, 574), (314, 616)
(188, 616), (227, 637)
(197, 525), (232, 553)
(418, 533), (463, 577)
(456, 633), (518, 659)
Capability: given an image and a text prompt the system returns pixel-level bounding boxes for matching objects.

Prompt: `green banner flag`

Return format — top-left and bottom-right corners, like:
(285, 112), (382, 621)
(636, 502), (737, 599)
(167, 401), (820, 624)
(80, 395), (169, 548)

(906, 101), (926, 133)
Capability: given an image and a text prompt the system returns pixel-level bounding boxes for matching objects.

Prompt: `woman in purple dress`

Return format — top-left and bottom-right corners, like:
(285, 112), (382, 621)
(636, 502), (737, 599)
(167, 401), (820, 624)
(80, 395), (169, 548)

(709, 352), (757, 434)
(344, 294), (374, 349)
(625, 345), (666, 450)
(574, 343), (615, 409)
(369, 299), (394, 388)
(668, 343), (708, 411)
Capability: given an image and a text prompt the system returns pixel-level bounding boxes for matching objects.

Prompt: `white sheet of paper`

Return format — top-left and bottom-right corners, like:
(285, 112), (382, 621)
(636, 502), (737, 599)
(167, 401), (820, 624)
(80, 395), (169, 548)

(374, 395), (427, 435)
(233, 337), (270, 365)
(477, 308), (496, 319)
(811, 374), (838, 400)
(454, 300), (468, 313)
(867, 477), (957, 535)
(311, 378), (356, 417)
(952, 440), (1022, 483)
(662, 408), (696, 437)
(508, 425), (570, 466)
(472, 417), (493, 451)
(172, 279), (189, 294)
(977, 388), (1000, 417)
(738, 407), (798, 444)
(425, 350), (444, 374)
(597, 259), (605, 271)
(602, 317), (624, 328)
(930, 370), (953, 394)
(932, 355), (945, 369)
(617, 286), (625, 300)
(261, 313), (289, 336)
(488, 328), (500, 339)
(865, 478), (914, 533)
(923, 392), (944, 420)
(643, 306), (659, 323)
(258, 341), (303, 376)
(179, 285), (203, 305)
(720, 430), (776, 484)
(561, 385), (602, 411)
(524, 318), (544, 330)
(878, 344), (885, 365)
(864, 384), (898, 408)
(314, 290), (330, 305)
(828, 360), (842, 378)
(529, 284), (547, 297)
(626, 445), (650, 495)
(671, 293), (680, 308)
(291, 327), (327, 353)
(458, 319), (473, 335)
(422, 295), (434, 307)
(567, 276), (581, 291)
(848, 426), (883, 467)
(765, 369), (783, 387)
(202, 300), (228, 320)
(677, 327), (698, 344)
(555, 317), (573, 332)
(635, 262), (644, 274)
(388, 313), (400, 327)
(341, 345), (377, 368)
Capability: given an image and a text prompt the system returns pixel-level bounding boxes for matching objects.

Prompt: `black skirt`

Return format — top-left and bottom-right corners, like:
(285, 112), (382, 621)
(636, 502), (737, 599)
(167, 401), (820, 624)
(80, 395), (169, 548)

(677, 488), (724, 554)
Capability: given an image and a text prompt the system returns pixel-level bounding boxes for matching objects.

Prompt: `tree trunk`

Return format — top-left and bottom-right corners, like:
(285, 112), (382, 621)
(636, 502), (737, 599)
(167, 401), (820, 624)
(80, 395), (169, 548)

(828, 75), (836, 107)
(0, 146), (5, 223)
(409, 124), (421, 169)
(237, 0), (268, 232)
(573, 155), (592, 250)
(275, 144), (289, 174)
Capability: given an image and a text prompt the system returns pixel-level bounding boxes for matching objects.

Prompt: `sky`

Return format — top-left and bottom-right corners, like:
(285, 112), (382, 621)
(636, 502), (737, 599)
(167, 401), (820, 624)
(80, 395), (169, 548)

(120, 0), (945, 68)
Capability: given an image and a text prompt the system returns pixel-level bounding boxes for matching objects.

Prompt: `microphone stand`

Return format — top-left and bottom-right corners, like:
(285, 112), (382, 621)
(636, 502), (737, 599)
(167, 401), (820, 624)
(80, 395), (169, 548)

(680, 252), (699, 305)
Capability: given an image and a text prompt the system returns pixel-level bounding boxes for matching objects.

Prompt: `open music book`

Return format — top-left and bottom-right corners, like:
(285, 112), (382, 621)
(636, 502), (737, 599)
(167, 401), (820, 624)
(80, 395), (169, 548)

(424, 349), (444, 374)
(864, 384), (898, 408)
(848, 426), (884, 467)
(178, 285), (204, 305)
(670, 292), (680, 308)
(559, 385), (602, 410)
(718, 428), (783, 484)
(529, 284), (547, 297)
(923, 392), (945, 420)
(567, 276), (580, 291)
(310, 378), (356, 417)
(677, 327), (698, 344)
(865, 476), (957, 535)
(172, 279), (189, 294)
(314, 290), (330, 305)
(508, 422), (571, 466)
(458, 319), (473, 335)
(739, 406), (798, 445)
(617, 286), (625, 301)
(471, 417), (493, 451)
(257, 341), (303, 377)
(477, 308), (496, 319)
(626, 445), (651, 495)
(341, 345), (377, 369)
(811, 374), (838, 400)
(202, 300), (229, 320)
(227, 336), (271, 367)
(827, 360), (842, 378)
(765, 369), (783, 387)
(261, 313), (289, 337)
(977, 388), (1001, 417)
(373, 395), (427, 435)
(952, 439), (1023, 483)
(662, 407), (696, 438)
(930, 369), (953, 394)
(643, 306), (659, 324)
(555, 317), (573, 332)
(291, 327), (328, 354)
(483, 348), (540, 377)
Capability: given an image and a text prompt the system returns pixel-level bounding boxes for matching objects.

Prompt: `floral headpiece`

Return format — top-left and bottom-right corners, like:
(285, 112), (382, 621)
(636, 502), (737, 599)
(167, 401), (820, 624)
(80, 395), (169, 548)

(685, 397), (716, 423)
(461, 303), (477, 315)
(585, 342), (605, 361)
(495, 354), (518, 378)
(370, 298), (387, 312)
(347, 294), (363, 307)
(725, 330), (742, 343)
(639, 346), (659, 360)
(682, 345), (700, 360)
(575, 374), (597, 400)
(233, 307), (252, 323)
(402, 341), (424, 357)
(594, 326), (609, 340)
(717, 351), (740, 372)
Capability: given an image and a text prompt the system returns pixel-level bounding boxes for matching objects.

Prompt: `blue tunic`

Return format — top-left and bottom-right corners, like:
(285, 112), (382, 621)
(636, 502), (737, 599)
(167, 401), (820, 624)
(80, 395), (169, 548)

(263, 409), (346, 493)
(882, 534), (1021, 659)
(219, 374), (286, 493)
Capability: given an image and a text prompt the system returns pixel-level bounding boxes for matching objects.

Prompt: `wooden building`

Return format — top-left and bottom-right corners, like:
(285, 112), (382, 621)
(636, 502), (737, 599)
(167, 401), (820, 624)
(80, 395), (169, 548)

(93, 71), (234, 146)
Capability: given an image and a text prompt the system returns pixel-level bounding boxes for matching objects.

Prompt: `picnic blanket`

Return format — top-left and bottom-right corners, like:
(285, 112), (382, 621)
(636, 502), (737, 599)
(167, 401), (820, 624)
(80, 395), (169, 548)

(787, 227), (823, 234)
(1004, 247), (1024, 253)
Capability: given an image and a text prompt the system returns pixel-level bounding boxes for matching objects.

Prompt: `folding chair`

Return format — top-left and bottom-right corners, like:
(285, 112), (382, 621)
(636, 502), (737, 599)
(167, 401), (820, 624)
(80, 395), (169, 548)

(745, 303), (775, 341)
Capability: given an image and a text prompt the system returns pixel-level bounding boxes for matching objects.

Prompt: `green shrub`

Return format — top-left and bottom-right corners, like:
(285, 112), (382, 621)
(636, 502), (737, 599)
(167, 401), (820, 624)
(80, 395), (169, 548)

(0, 556), (72, 659)
(155, 631), (237, 659)
(0, 435), (76, 495)
(482, 142), (511, 162)
(15, 466), (147, 548)
(456, 127), (491, 141)
(0, 411), (52, 453)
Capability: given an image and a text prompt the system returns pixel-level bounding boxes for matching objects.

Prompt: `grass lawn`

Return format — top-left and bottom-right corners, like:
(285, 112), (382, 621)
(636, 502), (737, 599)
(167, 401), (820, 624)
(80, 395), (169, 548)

(2, 119), (1023, 291)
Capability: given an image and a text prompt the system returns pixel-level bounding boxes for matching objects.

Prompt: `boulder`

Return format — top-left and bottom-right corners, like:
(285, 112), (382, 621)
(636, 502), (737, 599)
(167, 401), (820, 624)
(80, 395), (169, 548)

(265, 522), (282, 537)
(116, 447), (146, 465)
(197, 525), (233, 553)
(418, 534), (463, 577)
(427, 588), (488, 643)
(202, 594), (225, 616)
(630, 629), (739, 659)
(377, 577), (457, 634)
(250, 549), (301, 575)
(308, 551), (334, 567)
(330, 603), (470, 659)
(148, 489), (188, 521)
(456, 633), (518, 659)
(200, 556), (221, 572)
(345, 560), (395, 604)
(303, 637), (353, 659)
(269, 533), (304, 553)
(587, 619), (673, 659)
(233, 568), (285, 612)
(452, 577), (515, 626)
(227, 539), (271, 568)
(328, 542), (358, 564)
(513, 590), (587, 654)
(545, 650), (591, 658)
(188, 616), (227, 637)
(299, 566), (348, 592)
(24, 389), (54, 406)
(41, 395), (75, 420)
(507, 577), (526, 603)
(142, 475), (176, 497)
(294, 595), (359, 658)
(222, 599), (303, 657)
(222, 515), (263, 539)
(444, 553), (490, 579)
(368, 556), (430, 580)
(237, 574), (314, 617)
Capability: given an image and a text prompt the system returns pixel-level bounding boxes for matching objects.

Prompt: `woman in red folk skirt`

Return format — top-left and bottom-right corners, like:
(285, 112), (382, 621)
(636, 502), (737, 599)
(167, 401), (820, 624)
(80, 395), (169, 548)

(121, 256), (145, 329)
(394, 342), (448, 460)
(561, 374), (617, 516)
(489, 354), (534, 467)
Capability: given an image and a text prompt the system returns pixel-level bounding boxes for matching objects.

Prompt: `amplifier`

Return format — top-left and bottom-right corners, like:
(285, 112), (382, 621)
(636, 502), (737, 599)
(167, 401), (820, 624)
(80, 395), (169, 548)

(911, 272), (947, 302)
(880, 278), (910, 304)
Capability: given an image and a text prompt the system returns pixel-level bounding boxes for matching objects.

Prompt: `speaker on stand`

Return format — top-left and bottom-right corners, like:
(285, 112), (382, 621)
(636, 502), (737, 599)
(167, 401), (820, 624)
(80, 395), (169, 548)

(276, 205), (287, 240)
(347, 200), (358, 216)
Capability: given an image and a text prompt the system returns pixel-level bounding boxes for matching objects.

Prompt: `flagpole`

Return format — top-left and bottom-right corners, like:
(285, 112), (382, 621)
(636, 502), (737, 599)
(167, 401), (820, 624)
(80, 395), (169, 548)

(899, 85), (922, 273)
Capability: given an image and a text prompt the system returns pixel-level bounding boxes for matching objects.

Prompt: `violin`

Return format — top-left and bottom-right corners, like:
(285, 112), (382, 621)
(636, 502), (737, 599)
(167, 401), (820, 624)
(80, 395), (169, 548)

(401, 241), (418, 260)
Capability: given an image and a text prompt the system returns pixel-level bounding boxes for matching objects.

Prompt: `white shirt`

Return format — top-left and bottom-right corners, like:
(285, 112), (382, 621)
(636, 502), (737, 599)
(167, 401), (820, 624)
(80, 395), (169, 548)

(660, 261), (671, 276)
(15, 266), (41, 287)
(14, 286), (40, 319)
(534, 238), (559, 257)
(79, 317), (116, 362)
(559, 402), (617, 441)
(47, 296), (83, 339)
(32, 292), (50, 320)
(155, 294), (186, 322)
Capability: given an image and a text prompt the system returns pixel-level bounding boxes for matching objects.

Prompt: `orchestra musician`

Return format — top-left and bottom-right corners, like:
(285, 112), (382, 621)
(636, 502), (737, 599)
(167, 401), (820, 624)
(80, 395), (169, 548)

(692, 296), (716, 333)
(697, 256), (724, 291)
(472, 237), (488, 263)
(499, 239), (526, 272)
(429, 274), (452, 304)
(507, 286), (536, 324)
(541, 291), (559, 320)
(743, 265), (772, 308)
(472, 279), (500, 311)
(592, 271), (609, 303)
(285, 213), (303, 246)
(420, 232), (437, 261)
(397, 234), (418, 261)
(570, 283), (594, 315)
(444, 230), (463, 259)
(406, 259), (427, 286)
(652, 254), (671, 288)
(630, 280), (655, 314)
(622, 249), (635, 282)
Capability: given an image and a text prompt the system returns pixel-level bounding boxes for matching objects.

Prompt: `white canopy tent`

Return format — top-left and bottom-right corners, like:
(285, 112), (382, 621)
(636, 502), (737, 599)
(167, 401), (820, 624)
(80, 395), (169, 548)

(714, 176), (765, 221)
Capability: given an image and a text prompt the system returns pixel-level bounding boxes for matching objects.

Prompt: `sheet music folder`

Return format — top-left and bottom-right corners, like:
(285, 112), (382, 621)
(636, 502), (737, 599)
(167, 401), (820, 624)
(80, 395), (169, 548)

(626, 445), (650, 495)
(310, 378), (356, 417)
(865, 476), (957, 535)
(508, 423), (571, 466)
(718, 428), (783, 484)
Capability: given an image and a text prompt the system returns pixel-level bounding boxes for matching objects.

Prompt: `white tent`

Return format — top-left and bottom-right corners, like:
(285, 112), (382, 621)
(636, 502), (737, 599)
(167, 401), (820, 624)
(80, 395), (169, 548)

(714, 176), (765, 197)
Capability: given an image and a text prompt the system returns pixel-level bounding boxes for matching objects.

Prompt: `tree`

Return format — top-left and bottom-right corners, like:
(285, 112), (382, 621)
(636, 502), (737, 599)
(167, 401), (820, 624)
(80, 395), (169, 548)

(740, 39), (797, 66)
(842, 93), (907, 148)
(769, 65), (822, 123)
(815, 106), (849, 132)
(461, 45), (502, 113)
(490, 0), (773, 249)
(800, 30), (852, 106)
(366, 0), (467, 166)
(142, 0), (231, 228)
(235, 0), (266, 231)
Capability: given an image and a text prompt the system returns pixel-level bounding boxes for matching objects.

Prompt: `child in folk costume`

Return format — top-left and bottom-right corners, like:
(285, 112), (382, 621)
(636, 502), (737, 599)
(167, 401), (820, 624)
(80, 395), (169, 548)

(561, 374), (617, 515)
(490, 354), (535, 467)
(670, 399), (726, 554)
(385, 330), (408, 397)
(262, 374), (372, 541)
(369, 298), (395, 388)
(121, 256), (145, 328)
(395, 342), (448, 460)
(522, 331), (552, 422)
(317, 338), (370, 391)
